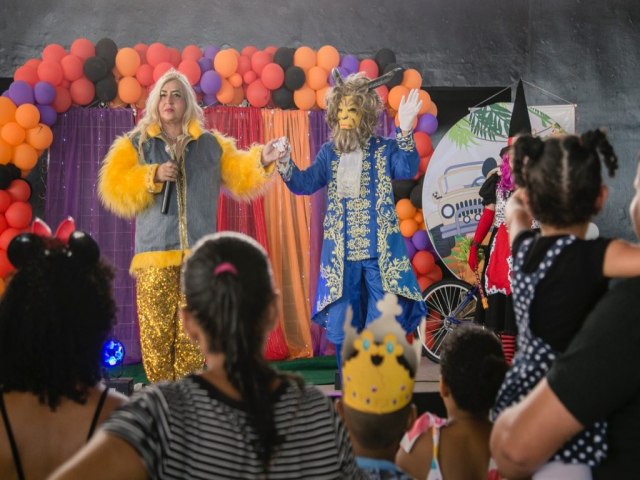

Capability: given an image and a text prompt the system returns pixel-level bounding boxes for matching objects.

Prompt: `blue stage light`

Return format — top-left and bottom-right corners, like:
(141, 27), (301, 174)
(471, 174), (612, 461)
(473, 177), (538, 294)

(102, 339), (125, 368)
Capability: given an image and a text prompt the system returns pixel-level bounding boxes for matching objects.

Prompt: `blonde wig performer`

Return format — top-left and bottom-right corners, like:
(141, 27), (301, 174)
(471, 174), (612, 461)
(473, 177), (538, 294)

(276, 70), (427, 368)
(98, 69), (288, 383)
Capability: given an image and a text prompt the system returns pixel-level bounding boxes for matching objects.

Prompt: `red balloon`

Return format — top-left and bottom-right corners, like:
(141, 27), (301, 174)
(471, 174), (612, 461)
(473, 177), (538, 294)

(246, 80), (270, 108)
(178, 59), (201, 85)
(52, 87), (72, 113)
(5, 201), (32, 229)
(251, 51), (271, 76)
(6, 179), (31, 202)
(37, 61), (64, 86)
(61, 54), (84, 82)
(0, 214), (8, 234)
(70, 38), (95, 60)
(417, 275), (435, 293)
(14, 65), (39, 86)
(236, 55), (252, 76)
(0, 249), (15, 277)
(0, 227), (20, 251)
(0, 192), (10, 213)
(359, 59), (379, 79)
(168, 48), (181, 67)
(412, 250), (435, 275)
(261, 63), (284, 90)
(146, 43), (170, 67)
(42, 44), (67, 63)
(70, 78), (95, 106)
(181, 44), (202, 62)
(414, 132), (433, 158)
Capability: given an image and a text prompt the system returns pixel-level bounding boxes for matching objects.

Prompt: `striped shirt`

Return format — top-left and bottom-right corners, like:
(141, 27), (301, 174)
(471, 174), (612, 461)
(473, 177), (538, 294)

(101, 375), (362, 479)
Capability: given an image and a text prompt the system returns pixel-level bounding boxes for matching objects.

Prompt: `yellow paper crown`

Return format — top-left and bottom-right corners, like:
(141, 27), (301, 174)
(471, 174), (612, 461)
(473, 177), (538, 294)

(342, 293), (421, 414)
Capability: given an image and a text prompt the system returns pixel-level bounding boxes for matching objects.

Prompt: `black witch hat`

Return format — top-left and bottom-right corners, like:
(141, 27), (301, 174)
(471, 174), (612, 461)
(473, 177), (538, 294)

(508, 79), (532, 139)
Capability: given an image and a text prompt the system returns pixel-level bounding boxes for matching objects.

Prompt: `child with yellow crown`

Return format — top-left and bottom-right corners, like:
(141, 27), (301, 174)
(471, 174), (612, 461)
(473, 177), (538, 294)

(337, 293), (421, 479)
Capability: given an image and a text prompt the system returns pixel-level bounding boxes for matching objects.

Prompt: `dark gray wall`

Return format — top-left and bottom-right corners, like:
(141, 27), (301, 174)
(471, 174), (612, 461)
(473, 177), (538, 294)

(2, 0), (639, 238)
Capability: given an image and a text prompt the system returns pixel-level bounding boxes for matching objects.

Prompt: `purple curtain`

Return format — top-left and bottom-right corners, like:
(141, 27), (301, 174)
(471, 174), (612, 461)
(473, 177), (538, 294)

(308, 110), (394, 355)
(46, 107), (140, 364)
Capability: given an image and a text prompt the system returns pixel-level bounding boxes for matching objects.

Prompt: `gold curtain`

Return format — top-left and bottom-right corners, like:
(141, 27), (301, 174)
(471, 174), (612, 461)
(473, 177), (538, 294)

(261, 109), (313, 359)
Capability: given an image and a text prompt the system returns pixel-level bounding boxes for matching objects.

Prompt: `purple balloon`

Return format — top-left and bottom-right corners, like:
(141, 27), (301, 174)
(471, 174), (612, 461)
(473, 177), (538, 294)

(202, 93), (218, 106)
(411, 229), (430, 251)
(36, 104), (57, 126)
(404, 236), (417, 260)
(203, 45), (220, 60)
(2, 91), (9, 98)
(197, 57), (213, 73)
(328, 66), (348, 86)
(200, 70), (222, 95)
(340, 54), (359, 74)
(34, 81), (56, 105)
(193, 84), (203, 94)
(8, 81), (34, 106)
(416, 113), (438, 135)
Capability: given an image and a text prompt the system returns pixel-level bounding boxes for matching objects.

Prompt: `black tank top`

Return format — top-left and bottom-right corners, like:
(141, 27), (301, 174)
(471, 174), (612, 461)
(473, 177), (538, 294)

(0, 387), (110, 480)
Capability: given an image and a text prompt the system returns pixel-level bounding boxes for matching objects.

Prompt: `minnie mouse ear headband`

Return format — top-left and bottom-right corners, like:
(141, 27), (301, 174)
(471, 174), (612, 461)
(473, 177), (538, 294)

(331, 67), (404, 91)
(7, 217), (100, 270)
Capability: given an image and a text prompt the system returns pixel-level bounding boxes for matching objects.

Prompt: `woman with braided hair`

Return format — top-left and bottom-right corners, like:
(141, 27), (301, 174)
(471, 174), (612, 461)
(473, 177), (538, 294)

(492, 129), (640, 477)
(51, 232), (361, 479)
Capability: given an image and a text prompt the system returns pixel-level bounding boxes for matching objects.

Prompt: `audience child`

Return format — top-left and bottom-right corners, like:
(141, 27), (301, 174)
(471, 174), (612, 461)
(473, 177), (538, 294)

(0, 219), (127, 480)
(396, 325), (507, 480)
(50, 231), (361, 479)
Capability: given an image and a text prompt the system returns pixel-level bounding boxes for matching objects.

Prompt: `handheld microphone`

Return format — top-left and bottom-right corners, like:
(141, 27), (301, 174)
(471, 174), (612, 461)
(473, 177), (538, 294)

(161, 176), (173, 214)
(160, 136), (187, 215)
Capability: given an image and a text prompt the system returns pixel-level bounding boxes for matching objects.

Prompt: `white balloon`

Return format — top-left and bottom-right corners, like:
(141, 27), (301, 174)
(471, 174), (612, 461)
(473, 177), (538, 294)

(585, 222), (599, 240)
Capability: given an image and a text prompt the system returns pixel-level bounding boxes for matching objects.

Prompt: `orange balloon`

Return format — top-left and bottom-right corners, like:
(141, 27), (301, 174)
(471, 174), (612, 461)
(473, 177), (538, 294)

(400, 218), (418, 237)
(181, 44), (202, 62)
(414, 132), (433, 157)
(426, 100), (438, 116)
(293, 86), (316, 110)
(60, 54), (84, 82)
(396, 198), (417, 220)
(0, 98), (17, 126)
(0, 138), (12, 165)
(14, 65), (39, 86)
(178, 59), (201, 85)
(37, 61), (64, 86)
(214, 50), (238, 78)
(414, 211), (424, 224)
(14, 104), (40, 130)
(388, 85), (409, 112)
(70, 77), (94, 106)
(307, 66), (328, 90)
(402, 69), (423, 89)
(26, 124), (53, 150)
(1, 123), (26, 147)
(228, 73), (243, 88)
(418, 89), (431, 115)
(12, 143), (38, 170)
(317, 45), (340, 71)
(216, 79), (234, 104)
(118, 76), (142, 104)
(52, 86), (72, 113)
(293, 46), (316, 72)
(316, 86), (329, 110)
(359, 59), (379, 79)
(115, 47), (141, 77)
(231, 86), (245, 106)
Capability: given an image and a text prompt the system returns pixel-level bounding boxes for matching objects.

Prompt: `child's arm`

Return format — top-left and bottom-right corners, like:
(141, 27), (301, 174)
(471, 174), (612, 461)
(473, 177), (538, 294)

(505, 189), (534, 246)
(603, 239), (640, 277)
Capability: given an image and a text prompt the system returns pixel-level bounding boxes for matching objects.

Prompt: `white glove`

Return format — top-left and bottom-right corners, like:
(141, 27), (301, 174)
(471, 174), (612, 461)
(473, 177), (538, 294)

(397, 88), (422, 133)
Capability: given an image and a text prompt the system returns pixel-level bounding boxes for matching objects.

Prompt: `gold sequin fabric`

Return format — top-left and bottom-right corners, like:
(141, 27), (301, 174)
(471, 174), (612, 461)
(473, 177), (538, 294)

(135, 265), (204, 383)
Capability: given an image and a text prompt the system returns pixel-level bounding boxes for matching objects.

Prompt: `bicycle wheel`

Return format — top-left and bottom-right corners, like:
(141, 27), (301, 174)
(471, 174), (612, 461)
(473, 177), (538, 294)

(416, 279), (480, 363)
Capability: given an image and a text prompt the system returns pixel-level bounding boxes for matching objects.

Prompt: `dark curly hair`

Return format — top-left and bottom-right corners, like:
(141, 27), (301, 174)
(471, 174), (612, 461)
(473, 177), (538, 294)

(440, 325), (507, 415)
(0, 236), (116, 410)
(512, 129), (618, 227)
(182, 232), (302, 471)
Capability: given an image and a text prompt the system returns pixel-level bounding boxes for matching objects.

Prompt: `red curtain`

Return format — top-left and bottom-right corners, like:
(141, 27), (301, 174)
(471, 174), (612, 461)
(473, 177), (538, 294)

(203, 105), (289, 360)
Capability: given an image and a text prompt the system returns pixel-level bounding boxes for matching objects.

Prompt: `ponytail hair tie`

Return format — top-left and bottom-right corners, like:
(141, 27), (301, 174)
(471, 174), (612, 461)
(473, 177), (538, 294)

(213, 262), (237, 277)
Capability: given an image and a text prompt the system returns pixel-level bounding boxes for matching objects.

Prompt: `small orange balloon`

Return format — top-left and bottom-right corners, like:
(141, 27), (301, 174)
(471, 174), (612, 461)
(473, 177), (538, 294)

(418, 89), (432, 115)
(400, 218), (418, 238)
(307, 66), (328, 90)
(426, 100), (438, 116)
(15, 104), (40, 129)
(118, 76), (142, 104)
(216, 79), (234, 104)
(0, 97), (17, 126)
(214, 50), (238, 78)
(231, 86), (245, 106)
(402, 69), (423, 89)
(1, 123), (26, 147)
(26, 124), (53, 150)
(388, 85), (409, 112)
(317, 45), (340, 71)
(12, 143), (38, 170)
(0, 138), (12, 165)
(396, 198), (417, 220)
(228, 73), (243, 88)
(414, 211), (424, 224)
(293, 85), (316, 111)
(293, 46), (316, 72)
(115, 47), (141, 77)
(316, 86), (329, 110)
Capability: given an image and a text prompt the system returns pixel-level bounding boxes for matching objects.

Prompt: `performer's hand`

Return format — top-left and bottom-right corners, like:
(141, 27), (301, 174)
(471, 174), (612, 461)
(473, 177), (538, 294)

(155, 161), (178, 182)
(262, 137), (290, 166)
(398, 88), (422, 135)
(468, 244), (479, 271)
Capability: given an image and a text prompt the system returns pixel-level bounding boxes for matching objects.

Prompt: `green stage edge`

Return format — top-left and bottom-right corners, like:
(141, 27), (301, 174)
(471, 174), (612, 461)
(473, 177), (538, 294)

(111, 355), (338, 387)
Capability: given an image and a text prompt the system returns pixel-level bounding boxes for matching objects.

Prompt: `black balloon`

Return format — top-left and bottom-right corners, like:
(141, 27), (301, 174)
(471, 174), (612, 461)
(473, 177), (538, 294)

(374, 48), (396, 72)
(284, 66), (305, 91)
(383, 63), (405, 89)
(95, 38), (118, 69)
(0, 166), (11, 190)
(392, 179), (415, 201)
(274, 47), (294, 70)
(84, 56), (109, 82)
(272, 87), (294, 110)
(96, 75), (118, 102)
(410, 184), (422, 209)
(6, 164), (21, 182)
(7, 233), (45, 269)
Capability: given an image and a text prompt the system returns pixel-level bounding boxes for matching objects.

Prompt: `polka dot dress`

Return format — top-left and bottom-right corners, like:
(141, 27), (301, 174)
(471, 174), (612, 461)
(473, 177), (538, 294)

(492, 235), (607, 467)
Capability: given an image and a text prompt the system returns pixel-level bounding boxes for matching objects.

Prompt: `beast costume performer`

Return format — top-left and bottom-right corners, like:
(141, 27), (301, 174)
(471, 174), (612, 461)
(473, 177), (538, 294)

(98, 71), (277, 383)
(277, 70), (427, 361)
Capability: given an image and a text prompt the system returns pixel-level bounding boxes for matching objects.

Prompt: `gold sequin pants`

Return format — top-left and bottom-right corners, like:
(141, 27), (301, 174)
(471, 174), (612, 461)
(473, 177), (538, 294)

(135, 265), (204, 383)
